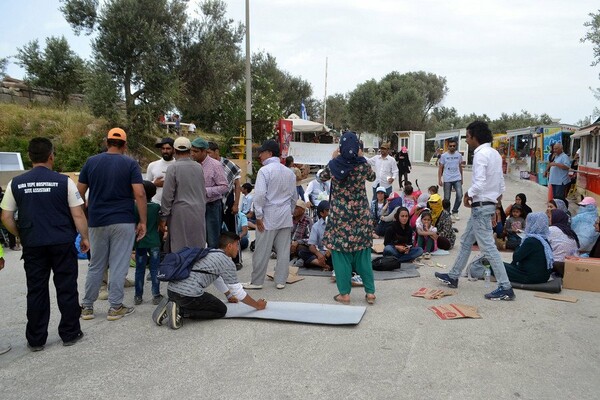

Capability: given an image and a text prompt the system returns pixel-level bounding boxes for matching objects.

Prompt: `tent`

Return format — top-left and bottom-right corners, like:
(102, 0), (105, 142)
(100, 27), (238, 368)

(285, 113), (329, 133)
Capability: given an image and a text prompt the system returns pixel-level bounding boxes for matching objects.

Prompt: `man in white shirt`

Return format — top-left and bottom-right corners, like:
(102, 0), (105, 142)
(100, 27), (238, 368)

(243, 140), (297, 290)
(435, 121), (515, 301)
(367, 142), (398, 198)
(146, 138), (176, 204)
(438, 137), (464, 218)
(188, 121), (196, 135)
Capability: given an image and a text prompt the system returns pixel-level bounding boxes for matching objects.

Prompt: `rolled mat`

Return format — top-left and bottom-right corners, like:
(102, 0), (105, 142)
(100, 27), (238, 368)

(510, 277), (562, 293)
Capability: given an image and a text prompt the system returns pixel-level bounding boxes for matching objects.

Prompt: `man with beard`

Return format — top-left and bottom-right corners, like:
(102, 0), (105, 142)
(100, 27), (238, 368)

(146, 138), (176, 205)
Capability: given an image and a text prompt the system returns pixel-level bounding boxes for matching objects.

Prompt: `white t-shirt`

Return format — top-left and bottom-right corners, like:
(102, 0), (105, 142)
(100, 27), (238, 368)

(188, 123), (196, 133)
(439, 151), (463, 183)
(146, 158), (176, 204)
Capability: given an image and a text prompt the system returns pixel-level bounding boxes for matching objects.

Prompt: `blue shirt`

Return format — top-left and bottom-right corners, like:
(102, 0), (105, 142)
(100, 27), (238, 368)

(79, 152), (143, 227)
(548, 152), (571, 185)
(308, 217), (327, 253)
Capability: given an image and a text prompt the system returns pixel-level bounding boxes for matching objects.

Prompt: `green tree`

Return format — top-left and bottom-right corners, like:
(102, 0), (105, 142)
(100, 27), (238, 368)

(177, 0), (245, 130)
(347, 79), (380, 132)
(84, 61), (121, 124)
(61, 0), (188, 139)
(15, 36), (86, 102)
(582, 10), (600, 119)
(0, 57), (8, 79)
(325, 93), (349, 130)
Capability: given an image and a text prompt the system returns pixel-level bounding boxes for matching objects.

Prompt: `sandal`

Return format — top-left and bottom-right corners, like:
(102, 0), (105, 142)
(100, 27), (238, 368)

(333, 294), (350, 305)
(365, 294), (376, 305)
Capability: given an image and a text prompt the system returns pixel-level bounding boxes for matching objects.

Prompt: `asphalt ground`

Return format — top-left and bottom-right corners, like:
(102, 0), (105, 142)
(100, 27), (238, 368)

(1, 163), (599, 400)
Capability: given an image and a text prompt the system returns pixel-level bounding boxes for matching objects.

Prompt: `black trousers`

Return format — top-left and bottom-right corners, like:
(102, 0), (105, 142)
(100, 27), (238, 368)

(22, 243), (82, 346)
(168, 290), (227, 320)
(222, 191), (241, 263)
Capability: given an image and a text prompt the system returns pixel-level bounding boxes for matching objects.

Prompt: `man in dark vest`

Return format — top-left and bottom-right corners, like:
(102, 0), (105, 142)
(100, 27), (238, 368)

(1, 137), (90, 351)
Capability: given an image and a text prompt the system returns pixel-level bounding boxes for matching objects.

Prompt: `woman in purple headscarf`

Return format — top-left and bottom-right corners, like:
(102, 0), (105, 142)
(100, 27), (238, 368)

(321, 131), (377, 305)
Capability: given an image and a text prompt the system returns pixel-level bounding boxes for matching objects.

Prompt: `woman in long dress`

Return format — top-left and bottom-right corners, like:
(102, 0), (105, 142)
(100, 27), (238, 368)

(321, 131), (377, 305)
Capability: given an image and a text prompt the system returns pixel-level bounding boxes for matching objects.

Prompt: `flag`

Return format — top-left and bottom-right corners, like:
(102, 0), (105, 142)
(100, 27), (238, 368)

(300, 100), (308, 120)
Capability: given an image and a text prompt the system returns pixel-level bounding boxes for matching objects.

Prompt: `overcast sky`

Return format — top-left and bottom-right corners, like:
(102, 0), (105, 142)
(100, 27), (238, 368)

(1, 0), (599, 125)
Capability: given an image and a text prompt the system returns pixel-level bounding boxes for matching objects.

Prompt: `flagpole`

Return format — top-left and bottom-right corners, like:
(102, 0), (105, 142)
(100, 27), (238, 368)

(245, 0), (253, 177)
(323, 56), (328, 127)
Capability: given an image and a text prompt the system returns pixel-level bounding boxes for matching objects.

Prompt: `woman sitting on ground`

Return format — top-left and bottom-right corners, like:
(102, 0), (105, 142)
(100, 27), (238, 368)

(505, 193), (533, 219)
(500, 212), (554, 284)
(548, 209), (579, 265)
(547, 198), (570, 222)
(374, 191), (403, 237)
(383, 207), (424, 262)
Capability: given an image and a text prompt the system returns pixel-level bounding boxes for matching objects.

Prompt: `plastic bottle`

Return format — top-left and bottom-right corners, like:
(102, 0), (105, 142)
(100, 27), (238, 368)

(483, 260), (491, 288)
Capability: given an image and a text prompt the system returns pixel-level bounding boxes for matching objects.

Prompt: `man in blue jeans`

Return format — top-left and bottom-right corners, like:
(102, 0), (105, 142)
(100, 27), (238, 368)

(438, 137), (464, 220)
(79, 128), (147, 320)
(435, 121), (515, 301)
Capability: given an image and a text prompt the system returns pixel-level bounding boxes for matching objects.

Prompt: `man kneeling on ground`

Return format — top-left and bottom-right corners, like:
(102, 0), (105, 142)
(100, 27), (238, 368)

(153, 232), (267, 329)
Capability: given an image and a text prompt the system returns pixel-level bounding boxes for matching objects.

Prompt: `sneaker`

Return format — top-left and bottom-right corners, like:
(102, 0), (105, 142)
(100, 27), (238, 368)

(152, 296), (170, 326)
(81, 306), (95, 320)
(435, 272), (459, 288)
(276, 283), (285, 289)
(351, 274), (363, 287)
(27, 344), (44, 352)
(235, 262), (243, 271)
(63, 331), (84, 347)
(107, 304), (135, 321)
(98, 288), (109, 301)
(484, 287), (516, 301)
(134, 296), (143, 305)
(152, 295), (163, 305)
(452, 213), (460, 221)
(124, 278), (135, 288)
(242, 282), (263, 290)
(166, 301), (182, 330)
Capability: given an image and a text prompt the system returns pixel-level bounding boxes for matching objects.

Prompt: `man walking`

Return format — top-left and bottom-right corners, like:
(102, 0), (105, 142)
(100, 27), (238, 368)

(146, 137), (176, 204)
(545, 143), (571, 200)
(1, 138), (90, 349)
(367, 142), (398, 197)
(244, 140), (297, 290)
(190, 138), (228, 248)
(161, 137), (207, 252)
(438, 137), (464, 219)
(78, 128), (147, 321)
(435, 121), (515, 300)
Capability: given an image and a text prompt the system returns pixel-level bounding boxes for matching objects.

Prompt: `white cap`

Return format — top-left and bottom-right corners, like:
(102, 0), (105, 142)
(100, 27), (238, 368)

(173, 137), (191, 151)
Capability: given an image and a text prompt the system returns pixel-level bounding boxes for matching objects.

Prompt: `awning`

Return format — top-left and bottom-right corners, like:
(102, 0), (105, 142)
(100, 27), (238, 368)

(507, 130), (532, 138)
(433, 132), (462, 141)
(572, 125), (600, 138)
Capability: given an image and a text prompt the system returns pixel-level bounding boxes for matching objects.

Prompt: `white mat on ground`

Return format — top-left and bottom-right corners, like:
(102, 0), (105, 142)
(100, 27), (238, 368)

(224, 301), (366, 325)
(297, 265), (420, 280)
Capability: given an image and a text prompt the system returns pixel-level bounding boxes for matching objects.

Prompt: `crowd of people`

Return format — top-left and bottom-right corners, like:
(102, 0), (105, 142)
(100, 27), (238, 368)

(3, 121), (600, 353)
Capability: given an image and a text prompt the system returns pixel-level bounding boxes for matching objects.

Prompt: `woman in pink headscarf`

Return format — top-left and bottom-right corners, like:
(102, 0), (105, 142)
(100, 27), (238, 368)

(395, 146), (411, 188)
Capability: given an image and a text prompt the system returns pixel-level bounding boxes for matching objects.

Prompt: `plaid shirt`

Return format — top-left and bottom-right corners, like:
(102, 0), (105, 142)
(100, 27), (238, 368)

(220, 157), (241, 196)
(292, 214), (312, 244)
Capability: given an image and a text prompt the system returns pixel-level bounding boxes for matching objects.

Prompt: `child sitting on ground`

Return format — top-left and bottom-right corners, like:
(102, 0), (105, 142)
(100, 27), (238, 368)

(415, 210), (438, 257)
(504, 204), (525, 250)
(400, 183), (417, 211)
(134, 180), (162, 305)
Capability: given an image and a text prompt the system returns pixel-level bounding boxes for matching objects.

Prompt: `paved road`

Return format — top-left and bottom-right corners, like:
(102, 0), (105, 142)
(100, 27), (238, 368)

(1, 164), (598, 400)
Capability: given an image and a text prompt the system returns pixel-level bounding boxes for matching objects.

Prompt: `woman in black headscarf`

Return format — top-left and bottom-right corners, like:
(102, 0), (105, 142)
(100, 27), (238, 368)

(505, 193), (533, 219)
(321, 131), (377, 305)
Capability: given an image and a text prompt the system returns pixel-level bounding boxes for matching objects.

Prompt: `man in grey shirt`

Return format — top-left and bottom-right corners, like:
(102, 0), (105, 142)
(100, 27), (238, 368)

(438, 137), (464, 218)
(153, 232), (267, 329)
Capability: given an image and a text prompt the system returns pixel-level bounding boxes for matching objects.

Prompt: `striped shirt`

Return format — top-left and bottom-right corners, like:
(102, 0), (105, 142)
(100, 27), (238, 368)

(201, 155), (229, 203)
(221, 157), (241, 196)
(253, 157), (297, 230)
(167, 250), (244, 298)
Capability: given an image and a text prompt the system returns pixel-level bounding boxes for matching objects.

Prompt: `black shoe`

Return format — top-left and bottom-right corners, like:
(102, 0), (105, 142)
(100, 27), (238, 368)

(63, 331), (84, 347)
(166, 301), (182, 330)
(435, 272), (459, 288)
(484, 287), (516, 301)
(27, 343), (45, 352)
(235, 262), (243, 271)
(250, 240), (255, 252)
(152, 296), (170, 326)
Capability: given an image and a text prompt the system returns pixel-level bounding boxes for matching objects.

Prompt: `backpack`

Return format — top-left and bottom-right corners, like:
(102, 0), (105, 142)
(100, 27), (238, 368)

(157, 247), (212, 282)
(372, 256), (401, 271)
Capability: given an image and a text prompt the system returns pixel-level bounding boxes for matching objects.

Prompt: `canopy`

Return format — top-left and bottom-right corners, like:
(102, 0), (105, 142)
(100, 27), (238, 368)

(285, 114), (329, 133)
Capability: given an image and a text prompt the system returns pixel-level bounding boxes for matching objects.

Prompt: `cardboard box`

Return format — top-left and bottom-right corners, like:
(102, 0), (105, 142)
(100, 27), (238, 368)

(563, 257), (600, 292)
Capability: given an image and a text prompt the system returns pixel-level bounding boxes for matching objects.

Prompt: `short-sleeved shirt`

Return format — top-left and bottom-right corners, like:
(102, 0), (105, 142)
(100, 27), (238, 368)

(439, 151), (463, 183)
(308, 217), (326, 253)
(79, 152), (143, 227)
(135, 202), (161, 249)
(236, 211), (249, 240)
(548, 152), (571, 185)
(1, 178), (82, 211)
(146, 158), (176, 204)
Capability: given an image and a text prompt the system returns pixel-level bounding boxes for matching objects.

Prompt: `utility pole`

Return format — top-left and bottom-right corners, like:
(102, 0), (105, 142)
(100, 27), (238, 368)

(245, 0), (253, 177)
